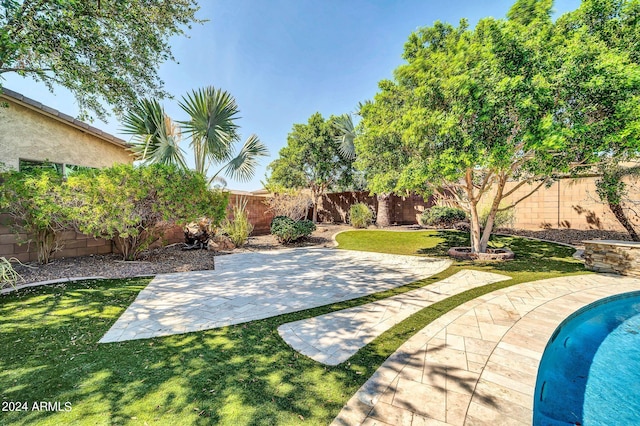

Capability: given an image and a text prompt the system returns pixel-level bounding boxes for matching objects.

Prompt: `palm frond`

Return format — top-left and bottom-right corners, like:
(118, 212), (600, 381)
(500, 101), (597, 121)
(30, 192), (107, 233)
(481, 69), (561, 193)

(208, 174), (228, 189)
(179, 86), (240, 169)
(332, 114), (357, 160)
(220, 134), (269, 182)
(121, 98), (187, 167)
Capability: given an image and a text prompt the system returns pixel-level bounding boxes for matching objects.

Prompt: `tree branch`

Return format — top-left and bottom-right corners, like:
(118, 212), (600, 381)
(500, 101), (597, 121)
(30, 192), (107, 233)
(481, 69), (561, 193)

(0, 67), (53, 74)
(501, 178), (532, 199)
(499, 178), (550, 211)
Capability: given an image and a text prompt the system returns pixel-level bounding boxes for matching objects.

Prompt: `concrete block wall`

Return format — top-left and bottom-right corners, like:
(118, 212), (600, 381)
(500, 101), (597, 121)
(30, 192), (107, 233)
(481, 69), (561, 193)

(499, 177), (634, 231)
(228, 194), (275, 235)
(0, 214), (112, 263)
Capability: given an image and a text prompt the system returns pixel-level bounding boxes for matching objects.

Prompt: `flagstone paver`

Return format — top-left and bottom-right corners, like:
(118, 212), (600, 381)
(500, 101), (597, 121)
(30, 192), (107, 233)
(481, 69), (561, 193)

(99, 248), (451, 343)
(278, 270), (510, 365)
(331, 273), (640, 426)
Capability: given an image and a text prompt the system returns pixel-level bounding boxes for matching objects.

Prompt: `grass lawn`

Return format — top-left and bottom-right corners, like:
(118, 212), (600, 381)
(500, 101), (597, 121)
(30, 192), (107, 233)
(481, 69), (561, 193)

(0, 231), (586, 425)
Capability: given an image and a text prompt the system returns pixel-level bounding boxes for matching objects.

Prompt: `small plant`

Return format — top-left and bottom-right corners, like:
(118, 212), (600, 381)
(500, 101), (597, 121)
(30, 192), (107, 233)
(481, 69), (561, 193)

(349, 203), (374, 228)
(221, 200), (254, 248)
(480, 204), (515, 229)
(270, 216), (316, 244)
(0, 257), (23, 290)
(420, 206), (467, 228)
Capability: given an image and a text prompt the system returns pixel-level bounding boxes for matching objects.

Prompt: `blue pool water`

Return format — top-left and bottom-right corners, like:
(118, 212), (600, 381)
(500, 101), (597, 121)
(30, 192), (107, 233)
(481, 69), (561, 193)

(534, 291), (640, 426)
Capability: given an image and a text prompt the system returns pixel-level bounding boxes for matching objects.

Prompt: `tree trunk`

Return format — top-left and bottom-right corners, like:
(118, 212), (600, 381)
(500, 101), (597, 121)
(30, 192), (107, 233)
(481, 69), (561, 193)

(376, 193), (391, 227)
(312, 192), (320, 223)
(479, 176), (507, 252)
(469, 201), (482, 253)
(608, 202), (640, 241)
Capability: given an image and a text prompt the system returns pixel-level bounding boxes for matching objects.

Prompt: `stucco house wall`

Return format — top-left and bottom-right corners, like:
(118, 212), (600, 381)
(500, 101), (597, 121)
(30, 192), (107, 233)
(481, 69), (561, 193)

(0, 89), (133, 262)
(0, 89), (132, 170)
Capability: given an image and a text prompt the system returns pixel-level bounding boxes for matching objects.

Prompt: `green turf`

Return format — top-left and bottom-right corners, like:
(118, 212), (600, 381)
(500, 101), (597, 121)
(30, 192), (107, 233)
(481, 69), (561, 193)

(0, 231), (587, 425)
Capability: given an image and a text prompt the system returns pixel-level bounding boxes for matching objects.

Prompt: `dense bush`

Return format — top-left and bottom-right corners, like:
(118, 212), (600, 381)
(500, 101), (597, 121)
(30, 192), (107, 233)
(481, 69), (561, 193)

(270, 216), (316, 244)
(419, 206), (467, 228)
(65, 164), (228, 260)
(349, 202), (374, 228)
(0, 169), (68, 263)
(221, 201), (254, 247)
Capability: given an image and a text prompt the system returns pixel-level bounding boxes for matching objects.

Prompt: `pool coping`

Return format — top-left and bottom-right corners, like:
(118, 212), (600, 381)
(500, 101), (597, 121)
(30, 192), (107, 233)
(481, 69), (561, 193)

(331, 273), (640, 425)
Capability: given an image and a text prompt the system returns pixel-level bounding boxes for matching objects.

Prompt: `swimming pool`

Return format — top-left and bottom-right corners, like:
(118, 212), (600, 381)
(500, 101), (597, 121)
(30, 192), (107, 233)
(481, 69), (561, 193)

(533, 291), (640, 425)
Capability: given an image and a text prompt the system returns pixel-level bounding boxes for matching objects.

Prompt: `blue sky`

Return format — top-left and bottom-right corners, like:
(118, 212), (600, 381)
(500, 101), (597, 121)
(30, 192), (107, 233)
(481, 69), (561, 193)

(3, 0), (581, 191)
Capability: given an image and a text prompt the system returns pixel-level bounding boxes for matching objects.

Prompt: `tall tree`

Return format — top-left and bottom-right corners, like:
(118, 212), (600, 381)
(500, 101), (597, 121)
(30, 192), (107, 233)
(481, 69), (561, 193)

(355, 83), (409, 227)
(357, 1), (578, 253)
(553, 0), (640, 240)
(122, 87), (269, 186)
(0, 0), (201, 121)
(266, 112), (356, 222)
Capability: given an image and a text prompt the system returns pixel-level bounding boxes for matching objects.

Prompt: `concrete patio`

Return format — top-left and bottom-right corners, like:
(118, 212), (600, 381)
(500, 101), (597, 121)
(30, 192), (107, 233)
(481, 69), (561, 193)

(99, 247), (451, 343)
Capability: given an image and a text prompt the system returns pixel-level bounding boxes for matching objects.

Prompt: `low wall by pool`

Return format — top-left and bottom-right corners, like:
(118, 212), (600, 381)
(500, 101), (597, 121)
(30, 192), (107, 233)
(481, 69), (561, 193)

(583, 240), (640, 277)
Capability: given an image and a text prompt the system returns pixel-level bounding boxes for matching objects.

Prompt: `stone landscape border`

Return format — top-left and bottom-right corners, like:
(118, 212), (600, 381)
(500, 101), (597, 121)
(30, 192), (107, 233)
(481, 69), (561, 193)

(583, 240), (640, 277)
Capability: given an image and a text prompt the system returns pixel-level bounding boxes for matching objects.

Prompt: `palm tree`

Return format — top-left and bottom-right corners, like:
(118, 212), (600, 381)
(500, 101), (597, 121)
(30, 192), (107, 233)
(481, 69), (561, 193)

(122, 86), (268, 186)
(331, 111), (392, 226)
(122, 98), (187, 169)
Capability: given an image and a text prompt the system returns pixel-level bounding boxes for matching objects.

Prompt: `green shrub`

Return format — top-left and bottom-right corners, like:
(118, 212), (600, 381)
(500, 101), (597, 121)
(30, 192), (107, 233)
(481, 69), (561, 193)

(349, 202), (374, 228)
(222, 201), (254, 247)
(270, 216), (316, 244)
(419, 206), (467, 228)
(0, 169), (68, 263)
(65, 164), (229, 260)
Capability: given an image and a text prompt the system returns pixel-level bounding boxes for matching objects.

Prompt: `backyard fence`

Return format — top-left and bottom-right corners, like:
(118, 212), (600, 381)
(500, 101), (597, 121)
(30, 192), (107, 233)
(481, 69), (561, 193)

(2, 175), (639, 262)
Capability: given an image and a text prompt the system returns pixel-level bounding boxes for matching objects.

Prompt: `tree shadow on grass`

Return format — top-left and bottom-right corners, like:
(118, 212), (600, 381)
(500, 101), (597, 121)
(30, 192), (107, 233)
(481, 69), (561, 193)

(0, 233), (585, 426)
(416, 231), (583, 275)
(416, 230), (470, 257)
(0, 277), (424, 425)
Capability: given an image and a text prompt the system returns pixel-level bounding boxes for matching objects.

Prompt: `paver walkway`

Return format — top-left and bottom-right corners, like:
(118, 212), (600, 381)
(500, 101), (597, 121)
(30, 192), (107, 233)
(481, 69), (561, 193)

(278, 270), (510, 365)
(100, 248), (451, 343)
(332, 273), (640, 426)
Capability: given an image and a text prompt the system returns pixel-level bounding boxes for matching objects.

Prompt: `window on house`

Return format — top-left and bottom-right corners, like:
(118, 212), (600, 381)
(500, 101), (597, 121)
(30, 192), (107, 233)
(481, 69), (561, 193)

(18, 159), (96, 177)
(19, 159), (64, 175)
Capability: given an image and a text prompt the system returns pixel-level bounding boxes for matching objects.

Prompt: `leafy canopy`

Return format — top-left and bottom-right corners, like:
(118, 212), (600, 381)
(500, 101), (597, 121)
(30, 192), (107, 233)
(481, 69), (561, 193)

(355, 0), (576, 252)
(0, 0), (202, 120)
(552, 0), (640, 239)
(267, 112), (358, 195)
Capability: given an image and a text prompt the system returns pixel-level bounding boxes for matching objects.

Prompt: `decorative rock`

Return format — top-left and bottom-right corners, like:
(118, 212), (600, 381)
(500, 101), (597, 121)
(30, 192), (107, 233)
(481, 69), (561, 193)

(583, 240), (640, 277)
(211, 235), (236, 251)
(453, 221), (471, 231)
(448, 246), (515, 261)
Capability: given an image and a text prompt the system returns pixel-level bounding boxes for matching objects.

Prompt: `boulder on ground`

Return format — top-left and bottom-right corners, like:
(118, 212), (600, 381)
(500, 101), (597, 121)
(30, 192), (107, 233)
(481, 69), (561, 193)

(210, 235), (236, 251)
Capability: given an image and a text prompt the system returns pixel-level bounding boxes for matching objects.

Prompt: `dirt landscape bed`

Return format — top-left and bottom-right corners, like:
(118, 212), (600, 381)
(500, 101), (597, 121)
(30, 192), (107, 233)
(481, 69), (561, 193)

(8, 225), (631, 286)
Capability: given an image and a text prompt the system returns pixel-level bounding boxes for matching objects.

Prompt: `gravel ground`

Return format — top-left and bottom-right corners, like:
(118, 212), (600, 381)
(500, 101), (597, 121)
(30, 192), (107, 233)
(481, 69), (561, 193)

(6, 224), (632, 286)
(10, 224), (350, 286)
(494, 227), (633, 247)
